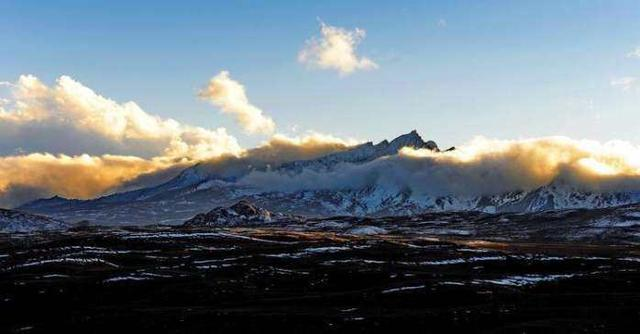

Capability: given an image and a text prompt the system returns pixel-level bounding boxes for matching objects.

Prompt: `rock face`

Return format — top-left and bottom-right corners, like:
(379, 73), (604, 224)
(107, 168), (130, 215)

(183, 200), (298, 227)
(0, 208), (68, 233)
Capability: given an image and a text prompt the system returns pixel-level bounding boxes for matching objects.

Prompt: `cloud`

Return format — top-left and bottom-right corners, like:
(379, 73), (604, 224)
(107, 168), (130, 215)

(0, 131), (355, 208)
(610, 76), (638, 91)
(0, 73), (363, 208)
(298, 21), (378, 75)
(437, 19), (447, 28)
(199, 71), (276, 135)
(0, 75), (242, 159)
(0, 74), (247, 207)
(249, 133), (358, 163)
(0, 153), (189, 208)
(0, 72), (354, 208)
(239, 136), (640, 198)
(154, 132), (358, 185)
(627, 47), (640, 59)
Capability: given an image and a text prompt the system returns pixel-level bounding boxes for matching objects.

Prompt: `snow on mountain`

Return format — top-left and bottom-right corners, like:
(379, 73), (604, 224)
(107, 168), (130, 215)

(17, 130), (640, 225)
(278, 130), (438, 173)
(495, 181), (640, 212)
(241, 182), (640, 218)
(0, 208), (68, 233)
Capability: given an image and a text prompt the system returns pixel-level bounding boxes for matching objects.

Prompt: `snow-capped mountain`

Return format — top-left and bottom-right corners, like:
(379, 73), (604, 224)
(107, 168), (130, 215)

(278, 130), (440, 173)
(0, 208), (68, 233)
(240, 182), (640, 218)
(17, 130), (640, 225)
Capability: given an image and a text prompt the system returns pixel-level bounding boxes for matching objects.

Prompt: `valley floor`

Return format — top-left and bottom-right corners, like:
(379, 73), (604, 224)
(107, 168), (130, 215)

(1, 223), (640, 333)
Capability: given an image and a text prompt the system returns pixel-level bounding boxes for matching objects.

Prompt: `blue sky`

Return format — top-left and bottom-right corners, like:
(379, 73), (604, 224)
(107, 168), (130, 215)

(2, 0), (640, 148)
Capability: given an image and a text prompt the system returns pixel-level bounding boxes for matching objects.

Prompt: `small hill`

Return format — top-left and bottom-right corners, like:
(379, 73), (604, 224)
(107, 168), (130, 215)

(183, 200), (302, 227)
(0, 208), (68, 233)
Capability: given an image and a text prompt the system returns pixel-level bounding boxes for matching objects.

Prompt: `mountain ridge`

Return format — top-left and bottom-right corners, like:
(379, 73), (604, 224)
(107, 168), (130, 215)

(17, 130), (640, 225)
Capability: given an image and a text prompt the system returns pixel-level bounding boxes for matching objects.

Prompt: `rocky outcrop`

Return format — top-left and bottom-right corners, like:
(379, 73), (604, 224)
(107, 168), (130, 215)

(183, 200), (301, 227)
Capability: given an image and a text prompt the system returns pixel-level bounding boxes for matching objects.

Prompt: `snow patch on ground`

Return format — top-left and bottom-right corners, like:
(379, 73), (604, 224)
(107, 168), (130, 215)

(347, 226), (388, 235)
(474, 274), (576, 287)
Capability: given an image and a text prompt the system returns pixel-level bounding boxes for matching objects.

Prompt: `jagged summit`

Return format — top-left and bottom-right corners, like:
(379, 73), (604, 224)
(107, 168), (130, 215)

(279, 130), (439, 173)
(168, 130), (439, 190)
(385, 129), (438, 152)
(384, 130), (440, 151)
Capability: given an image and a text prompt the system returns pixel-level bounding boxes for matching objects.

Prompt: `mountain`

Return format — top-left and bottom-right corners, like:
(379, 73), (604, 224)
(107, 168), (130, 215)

(0, 208), (68, 233)
(278, 130), (439, 173)
(17, 130), (640, 225)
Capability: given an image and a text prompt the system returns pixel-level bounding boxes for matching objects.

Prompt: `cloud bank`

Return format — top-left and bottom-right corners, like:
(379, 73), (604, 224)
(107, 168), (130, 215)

(0, 74), (356, 208)
(160, 132), (357, 185)
(199, 71), (276, 135)
(298, 21), (378, 75)
(3, 73), (640, 210)
(0, 74), (249, 207)
(239, 136), (640, 198)
(0, 131), (354, 208)
(0, 153), (185, 208)
(0, 75), (242, 159)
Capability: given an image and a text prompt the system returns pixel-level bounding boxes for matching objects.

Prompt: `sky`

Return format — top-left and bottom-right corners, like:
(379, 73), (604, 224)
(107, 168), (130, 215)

(2, 0), (640, 148)
(2, 0), (640, 207)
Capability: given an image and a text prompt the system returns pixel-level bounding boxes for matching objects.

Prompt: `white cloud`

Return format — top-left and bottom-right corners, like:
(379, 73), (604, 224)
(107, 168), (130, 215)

(626, 47), (640, 59)
(251, 132), (358, 162)
(199, 71), (276, 135)
(0, 74), (247, 207)
(298, 21), (378, 75)
(0, 75), (242, 159)
(610, 76), (638, 91)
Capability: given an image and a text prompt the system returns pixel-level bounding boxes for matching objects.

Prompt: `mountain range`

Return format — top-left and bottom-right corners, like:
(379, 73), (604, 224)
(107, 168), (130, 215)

(18, 130), (640, 225)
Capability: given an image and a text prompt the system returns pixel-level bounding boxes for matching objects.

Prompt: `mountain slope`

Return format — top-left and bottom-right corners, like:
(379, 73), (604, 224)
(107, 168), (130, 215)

(278, 130), (438, 173)
(17, 130), (640, 225)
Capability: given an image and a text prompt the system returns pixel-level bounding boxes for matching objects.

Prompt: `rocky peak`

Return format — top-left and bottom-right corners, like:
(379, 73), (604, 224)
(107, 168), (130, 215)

(229, 200), (269, 218)
(380, 130), (439, 153)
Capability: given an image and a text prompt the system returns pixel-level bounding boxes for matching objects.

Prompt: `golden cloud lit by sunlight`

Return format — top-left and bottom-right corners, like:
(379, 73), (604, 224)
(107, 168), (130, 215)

(400, 136), (640, 185)
(0, 153), (182, 207)
(3, 73), (640, 208)
(0, 73), (360, 207)
(238, 136), (640, 199)
(199, 71), (276, 135)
